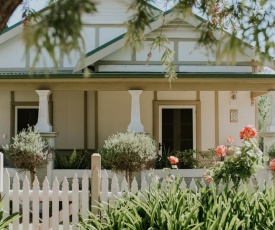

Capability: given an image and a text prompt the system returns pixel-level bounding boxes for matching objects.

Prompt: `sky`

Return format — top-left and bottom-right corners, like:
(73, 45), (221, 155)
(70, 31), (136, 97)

(7, 0), (47, 26)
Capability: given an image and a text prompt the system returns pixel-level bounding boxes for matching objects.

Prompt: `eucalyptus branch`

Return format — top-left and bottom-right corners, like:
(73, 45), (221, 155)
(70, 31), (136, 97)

(146, 1), (177, 82)
(22, 0), (97, 67)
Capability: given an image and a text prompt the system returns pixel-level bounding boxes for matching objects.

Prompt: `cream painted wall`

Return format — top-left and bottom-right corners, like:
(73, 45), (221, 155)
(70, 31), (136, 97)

(157, 91), (196, 100)
(87, 91), (96, 149)
(140, 91), (154, 135)
(0, 36), (26, 68)
(200, 91), (215, 151)
(14, 91), (38, 101)
(0, 91), (10, 146)
(218, 91), (255, 147)
(98, 91), (131, 148)
(97, 91), (154, 149)
(53, 91), (84, 149)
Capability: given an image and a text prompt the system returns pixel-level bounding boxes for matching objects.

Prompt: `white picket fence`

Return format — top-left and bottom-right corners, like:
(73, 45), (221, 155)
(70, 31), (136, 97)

(0, 152), (274, 229)
(1, 168), (89, 230)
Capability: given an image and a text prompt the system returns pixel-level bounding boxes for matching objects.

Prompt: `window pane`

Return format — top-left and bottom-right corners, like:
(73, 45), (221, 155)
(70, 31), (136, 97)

(17, 108), (38, 133)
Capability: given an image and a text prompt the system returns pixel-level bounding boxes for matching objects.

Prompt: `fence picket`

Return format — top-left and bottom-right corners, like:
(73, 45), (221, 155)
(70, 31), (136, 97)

(101, 170), (109, 210)
(189, 178), (197, 193)
(200, 178), (206, 187)
(110, 174), (119, 208)
(32, 177), (40, 230)
(22, 177), (30, 230)
(72, 174), (79, 230)
(3, 169), (10, 219)
(42, 178), (50, 230)
(62, 177), (70, 230)
(81, 171), (89, 219)
(131, 177), (138, 194)
(180, 178), (187, 190)
(121, 177), (128, 192)
(52, 177), (60, 230)
(141, 177), (148, 198)
(12, 173), (20, 230)
(111, 174), (119, 197)
(238, 181), (245, 193)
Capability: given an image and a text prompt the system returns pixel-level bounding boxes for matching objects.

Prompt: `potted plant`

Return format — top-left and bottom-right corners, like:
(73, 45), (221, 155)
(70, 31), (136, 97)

(100, 132), (157, 184)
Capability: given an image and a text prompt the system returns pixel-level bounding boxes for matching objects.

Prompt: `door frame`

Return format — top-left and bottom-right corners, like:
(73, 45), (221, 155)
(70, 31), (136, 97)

(153, 100), (201, 151)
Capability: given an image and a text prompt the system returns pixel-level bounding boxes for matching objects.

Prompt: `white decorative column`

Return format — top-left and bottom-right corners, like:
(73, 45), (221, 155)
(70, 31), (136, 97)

(40, 132), (59, 185)
(267, 91), (275, 132)
(34, 90), (58, 185)
(260, 91), (275, 153)
(128, 90), (144, 132)
(35, 90), (52, 132)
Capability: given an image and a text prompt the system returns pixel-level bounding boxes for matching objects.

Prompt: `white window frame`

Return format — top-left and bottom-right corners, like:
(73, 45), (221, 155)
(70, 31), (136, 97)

(158, 105), (196, 155)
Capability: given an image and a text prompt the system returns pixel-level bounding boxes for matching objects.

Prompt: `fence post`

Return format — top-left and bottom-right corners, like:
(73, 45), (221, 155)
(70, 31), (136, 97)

(91, 153), (101, 214)
(0, 152), (3, 192)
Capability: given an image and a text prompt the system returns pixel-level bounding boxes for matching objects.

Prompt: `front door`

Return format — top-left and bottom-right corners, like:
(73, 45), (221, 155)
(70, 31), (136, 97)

(159, 106), (196, 154)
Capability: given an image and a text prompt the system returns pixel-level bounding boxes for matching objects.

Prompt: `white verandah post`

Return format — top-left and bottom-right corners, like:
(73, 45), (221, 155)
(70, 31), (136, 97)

(0, 152), (3, 192)
(91, 153), (101, 214)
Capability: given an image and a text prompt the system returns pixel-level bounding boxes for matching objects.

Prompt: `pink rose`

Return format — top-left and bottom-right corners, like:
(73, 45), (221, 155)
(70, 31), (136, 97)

(240, 125), (257, 139)
(167, 156), (179, 165)
(270, 159), (275, 171)
(203, 170), (212, 183)
(227, 136), (234, 143)
(216, 145), (227, 157)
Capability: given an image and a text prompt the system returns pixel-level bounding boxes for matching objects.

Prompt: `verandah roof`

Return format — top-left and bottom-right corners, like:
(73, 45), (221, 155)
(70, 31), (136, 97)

(0, 73), (275, 91)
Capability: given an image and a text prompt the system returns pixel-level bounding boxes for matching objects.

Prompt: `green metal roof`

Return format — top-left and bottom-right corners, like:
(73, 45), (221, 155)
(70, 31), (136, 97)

(0, 73), (275, 79)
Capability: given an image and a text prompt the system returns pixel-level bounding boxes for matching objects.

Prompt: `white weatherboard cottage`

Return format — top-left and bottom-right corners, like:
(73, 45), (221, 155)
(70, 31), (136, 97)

(0, 0), (275, 158)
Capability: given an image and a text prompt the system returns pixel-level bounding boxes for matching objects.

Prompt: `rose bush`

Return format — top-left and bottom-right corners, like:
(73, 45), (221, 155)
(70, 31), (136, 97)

(215, 145), (227, 157)
(270, 159), (275, 171)
(204, 125), (263, 186)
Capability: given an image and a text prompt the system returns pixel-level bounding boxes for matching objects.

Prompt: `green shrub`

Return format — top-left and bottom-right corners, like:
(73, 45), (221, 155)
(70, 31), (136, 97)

(154, 147), (171, 169)
(75, 178), (275, 230)
(267, 143), (275, 160)
(3, 126), (49, 184)
(100, 132), (157, 183)
(54, 149), (91, 169)
(175, 149), (200, 168)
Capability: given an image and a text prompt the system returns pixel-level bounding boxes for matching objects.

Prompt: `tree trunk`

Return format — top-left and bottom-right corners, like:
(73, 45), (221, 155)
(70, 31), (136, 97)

(125, 170), (133, 191)
(0, 0), (22, 33)
(129, 170), (133, 191)
(30, 168), (36, 188)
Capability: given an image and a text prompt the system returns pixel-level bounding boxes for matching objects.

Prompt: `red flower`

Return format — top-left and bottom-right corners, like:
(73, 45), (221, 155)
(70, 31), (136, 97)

(167, 156), (179, 165)
(227, 136), (234, 143)
(270, 159), (275, 171)
(216, 145), (227, 157)
(240, 125), (257, 139)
